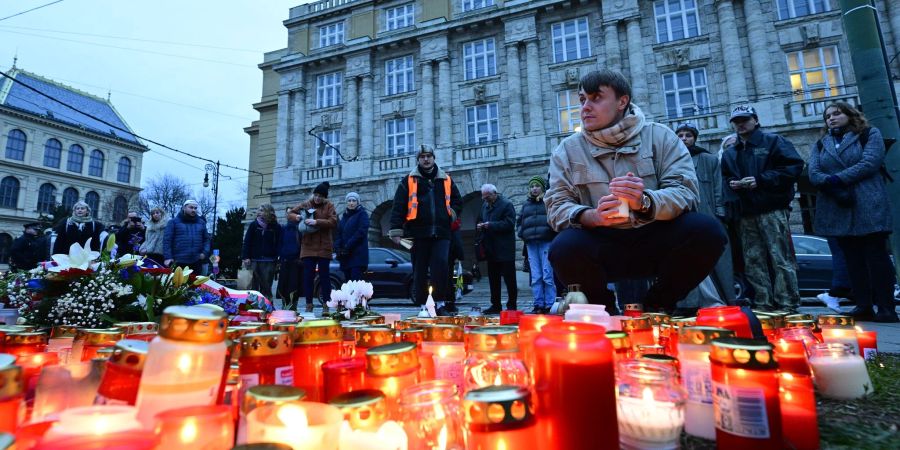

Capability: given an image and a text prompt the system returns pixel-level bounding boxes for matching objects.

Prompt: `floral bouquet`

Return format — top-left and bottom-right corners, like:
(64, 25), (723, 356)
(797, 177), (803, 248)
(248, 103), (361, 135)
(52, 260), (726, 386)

(326, 280), (375, 321)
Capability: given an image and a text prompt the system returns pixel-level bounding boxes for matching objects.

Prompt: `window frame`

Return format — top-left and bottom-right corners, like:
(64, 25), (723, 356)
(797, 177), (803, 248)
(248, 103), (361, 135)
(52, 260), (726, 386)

(0, 233), (11, 265)
(551, 17), (592, 63)
(318, 21), (345, 48)
(462, 0), (495, 12)
(113, 196), (129, 222)
(85, 191), (100, 215)
(62, 187), (79, 212)
(662, 67), (711, 119)
(654, 0), (702, 43)
(385, 55), (415, 96)
(316, 72), (343, 109)
(43, 138), (62, 168)
(385, 117), (416, 157)
(317, 129), (341, 167)
(67, 144), (84, 173)
(37, 183), (56, 214)
(462, 38), (497, 81)
(89, 149), (105, 177)
(776, 0), (830, 20)
(556, 90), (582, 133)
(385, 3), (415, 31)
(465, 103), (500, 145)
(787, 46), (844, 101)
(117, 156), (132, 183)
(4, 129), (26, 160)
(0, 176), (19, 209)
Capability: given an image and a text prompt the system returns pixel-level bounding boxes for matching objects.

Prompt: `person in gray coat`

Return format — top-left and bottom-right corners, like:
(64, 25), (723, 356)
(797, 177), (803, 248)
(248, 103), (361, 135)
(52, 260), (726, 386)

(478, 184), (518, 314)
(517, 176), (557, 313)
(808, 102), (898, 323)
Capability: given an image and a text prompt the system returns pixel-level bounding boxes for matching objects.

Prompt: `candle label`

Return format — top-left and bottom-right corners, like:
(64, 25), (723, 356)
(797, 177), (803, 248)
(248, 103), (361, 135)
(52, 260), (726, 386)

(275, 366), (294, 385)
(713, 382), (770, 439)
(863, 348), (877, 360)
(436, 361), (464, 391)
(682, 364), (713, 404)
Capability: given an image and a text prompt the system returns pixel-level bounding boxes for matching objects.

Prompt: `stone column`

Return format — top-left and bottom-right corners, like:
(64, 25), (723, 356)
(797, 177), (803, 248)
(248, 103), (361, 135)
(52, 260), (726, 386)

(438, 58), (452, 146)
(290, 88), (306, 169)
(360, 74), (374, 157)
(274, 91), (291, 168)
(506, 42), (524, 136)
(344, 75), (359, 159)
(743, 0), (774, 97)
(716, 0), (749, 102)
(603, 21), (621, 71)
(525, 39), (543, 134)
(625, 18), (649, 106)
(421, 60), (435, 145)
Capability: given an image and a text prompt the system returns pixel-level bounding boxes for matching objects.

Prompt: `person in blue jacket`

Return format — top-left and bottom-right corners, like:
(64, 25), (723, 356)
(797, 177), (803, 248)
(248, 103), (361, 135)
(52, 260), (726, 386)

(163, 199), (210, 274)
(334, 192), (370, 282)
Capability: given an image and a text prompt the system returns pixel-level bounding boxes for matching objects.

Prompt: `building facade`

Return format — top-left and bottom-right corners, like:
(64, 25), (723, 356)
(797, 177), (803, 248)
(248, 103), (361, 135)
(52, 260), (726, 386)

(0, 68), (147, 267)
(247, 0), (900, 258)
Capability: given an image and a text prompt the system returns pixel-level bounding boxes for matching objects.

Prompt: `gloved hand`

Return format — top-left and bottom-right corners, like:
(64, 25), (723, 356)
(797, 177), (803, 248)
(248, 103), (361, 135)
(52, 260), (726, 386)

(825, 175), (844, 186)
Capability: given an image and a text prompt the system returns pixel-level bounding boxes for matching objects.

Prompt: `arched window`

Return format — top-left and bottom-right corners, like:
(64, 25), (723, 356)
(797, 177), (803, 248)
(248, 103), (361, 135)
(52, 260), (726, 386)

(37, 183), (56, 213)
(0, 176), (19, 209)
(4, 129), (26, 160)
(113, 195), (128, 222)
(89, 149), (105, 177)
(85, 191), (100, 216)
(67, 144), (84, 173)
(117, 157), (132, 183)
(62, 187), (79, 212)
(43, 139), (62, 168)
(0, 233), (12, 264)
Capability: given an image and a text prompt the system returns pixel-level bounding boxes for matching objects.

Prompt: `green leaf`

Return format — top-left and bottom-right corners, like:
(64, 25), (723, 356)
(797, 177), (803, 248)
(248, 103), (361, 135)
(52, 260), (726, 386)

(144, 297), (156, 322)
(99, 313), (117, 326)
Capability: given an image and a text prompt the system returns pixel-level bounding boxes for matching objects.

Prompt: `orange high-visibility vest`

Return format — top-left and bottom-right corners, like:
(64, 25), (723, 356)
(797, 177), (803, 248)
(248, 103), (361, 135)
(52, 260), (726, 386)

(406, 175), (453, 221)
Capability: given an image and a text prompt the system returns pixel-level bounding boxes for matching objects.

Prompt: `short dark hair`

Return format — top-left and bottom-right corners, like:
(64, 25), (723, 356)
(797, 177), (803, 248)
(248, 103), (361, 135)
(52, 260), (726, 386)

(579, 69), (632, 102)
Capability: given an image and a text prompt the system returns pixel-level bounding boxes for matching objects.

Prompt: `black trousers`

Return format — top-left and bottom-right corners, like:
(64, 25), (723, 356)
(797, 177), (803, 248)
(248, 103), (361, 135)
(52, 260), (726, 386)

(277, 258), (302, 307)
(836, 232), (896, 315)
(487, 260), (518, 309)
(549, 212), (726, 311)
(411, 238), (450, 305)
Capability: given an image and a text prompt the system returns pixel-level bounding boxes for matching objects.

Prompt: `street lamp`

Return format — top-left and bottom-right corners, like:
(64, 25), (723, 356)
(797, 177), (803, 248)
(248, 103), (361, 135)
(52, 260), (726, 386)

(204, 162), (220, 240)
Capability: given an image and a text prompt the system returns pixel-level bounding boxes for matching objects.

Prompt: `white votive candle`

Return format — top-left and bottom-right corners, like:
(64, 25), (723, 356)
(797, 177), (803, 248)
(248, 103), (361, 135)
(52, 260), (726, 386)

(808, 343), (872, 400)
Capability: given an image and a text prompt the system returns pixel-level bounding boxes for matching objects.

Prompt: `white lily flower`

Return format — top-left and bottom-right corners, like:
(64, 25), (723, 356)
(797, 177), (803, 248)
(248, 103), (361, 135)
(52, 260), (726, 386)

(48, 238), (101, 272)
(343, 310), (351, 319)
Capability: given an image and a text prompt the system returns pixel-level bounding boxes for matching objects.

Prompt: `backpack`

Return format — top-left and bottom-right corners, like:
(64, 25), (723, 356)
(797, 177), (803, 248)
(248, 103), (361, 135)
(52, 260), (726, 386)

(815, 127), (892, 182)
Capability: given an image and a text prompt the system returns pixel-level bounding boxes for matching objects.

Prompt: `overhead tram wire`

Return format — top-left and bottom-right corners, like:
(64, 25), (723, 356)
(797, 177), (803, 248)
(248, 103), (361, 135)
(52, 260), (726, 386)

(0, 0), (64, 22)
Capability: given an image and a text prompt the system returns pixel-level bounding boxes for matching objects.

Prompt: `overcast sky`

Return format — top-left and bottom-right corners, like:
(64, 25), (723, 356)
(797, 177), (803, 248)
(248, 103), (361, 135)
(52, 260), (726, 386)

(0, 0), (307, 211)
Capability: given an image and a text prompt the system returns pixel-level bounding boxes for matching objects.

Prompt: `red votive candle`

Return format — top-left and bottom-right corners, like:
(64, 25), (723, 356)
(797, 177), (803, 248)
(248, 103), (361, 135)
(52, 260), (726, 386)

(3, 331), (48, 357)
(500, 310), (524, 325)
(365, 342), (420, 418)
(354, 327), (395, 357)
(239, 331), (294, 402)
(620, 316), (654, 349)
(778, 373), (819, 450)
(464, 385), (537, 449)
(623, 303), (644, 317)
(79, 329), (125, 362)
(533, 322), (617, 450)
(322, 357), (367, 403)
(291, 320), (342, 402)
(856, 327), (878, 360)
(773, 339), (811, 376)
(518, 314), (562, 379)
(696, 306), (752, 338)
(0, 362), (24, 433)
(605, 331), (633, 363)
(95, 340), (148, 406)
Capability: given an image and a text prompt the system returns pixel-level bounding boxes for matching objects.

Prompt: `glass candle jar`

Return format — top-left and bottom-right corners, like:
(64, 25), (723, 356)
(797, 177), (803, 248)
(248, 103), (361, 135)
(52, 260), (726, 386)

(517, 314), (562, 381)
(41, 405), (144, 441)
(818, 315), (859, 354)
(677, 326), (734, 440)
(709, 337), (782, 448)
(291, 319), (343, 402)
(95, 339), (148, 406)
(644, 312), (670, 344)
(237, 384), (307, 445)
(464, 385), (536, 450)
(636, 344), (667, 357)
(239, 331), (294, 405)
(399, 380), (465, 450)
(785, 319), (821, 342)
(135, 306), (228, 427)
(564, 304), (611, 328)
(365, 342), (419, 417)
(115, 322), (159, 342)
(777, 326), (819, 353)
(0, 361), (24, 433)
(773, 339), (811, 376)
(808, 342), (872, 399)
(623, 303), (644, 317)
(617, 360), (686, 449)
(533, 322), (617, 450)
(4, 331), (48, 357)
(463, 326), (529, 394)
(246, 401), (342, 450)
(620, 316), (654, 349)
(638, 354), (681, 379)
(856, 327), (878, 360)
(421, 324), (466, 392)
(78, 329), (125, 362)
(778, 372), (819, 450)
(696, 306), (752, 338)
(228, 326), (262, 363)
(268, 310), (298, 326)
(322, 357), (367, 403)
(355, 327), (395, 357)
(398, 328), (425, 349)
(757, 316), (778, 343)
(606, 331), (634, 363)
(329, 389), (388, 432)
(155, 405), (234, 449)
(341, 322), (368, 358)
(48, 326), (78, 363)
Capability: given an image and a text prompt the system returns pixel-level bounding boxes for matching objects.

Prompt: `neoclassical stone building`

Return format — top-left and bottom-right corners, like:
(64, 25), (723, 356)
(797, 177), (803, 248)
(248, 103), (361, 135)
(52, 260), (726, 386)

(246, 0), (900, 258)
(0, 68), (147, 268)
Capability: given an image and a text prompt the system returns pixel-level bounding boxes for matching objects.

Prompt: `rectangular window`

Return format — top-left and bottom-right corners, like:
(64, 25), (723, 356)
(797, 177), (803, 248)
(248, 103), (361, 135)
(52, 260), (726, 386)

(385, 55), (415, 95)
(463, 38), (497, 81)
(318, 21), (344, 47)
(462, 0), (494, 12)
(385, 118), (416, 157)
(654, 0), (701, 43)
(551, 17), (591, 63)
(787, 46), (844, 101)
(662, 68), (711, 118)
(317, 130), (340, 167)
(385, 3), (414, 31)
(557, 90), (582, 133)
(776, 0), (830, 20)
(465, 103), (500, 145)
(317, 72), (343, 108)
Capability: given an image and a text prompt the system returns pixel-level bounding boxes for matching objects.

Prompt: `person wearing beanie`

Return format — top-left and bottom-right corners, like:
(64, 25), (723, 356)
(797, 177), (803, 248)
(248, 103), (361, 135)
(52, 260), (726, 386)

(289, 183), (338, 313)
(335, 192), (370, 282)
(517, 176), (556, 313)
(10, 222), (47, 271)
(389, 144), (463, 312)
(163, 199), (210, 273)
(52, 200), (105, 254)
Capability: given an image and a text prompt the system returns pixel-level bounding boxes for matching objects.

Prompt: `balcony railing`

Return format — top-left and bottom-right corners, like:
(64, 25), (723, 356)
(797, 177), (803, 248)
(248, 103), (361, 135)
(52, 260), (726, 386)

(374, 154), (413, 176)
(453, 142), (505, 166)
(293, 0), (362, 16)
(304, 165), (341, 183)
(791, 93), (859, 120)
(662, 110), (728, 133)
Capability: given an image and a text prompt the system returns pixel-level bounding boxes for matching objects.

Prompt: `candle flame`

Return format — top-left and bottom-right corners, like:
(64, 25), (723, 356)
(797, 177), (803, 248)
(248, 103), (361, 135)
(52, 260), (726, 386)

(177, 353), (192, 374)
(180, 418), (198, 443)
(494, 372), (503, 385)
(497, 438), (508, 450)
(782, 372), (794, 381)
(277, 404), (309, 429)
(429, 286), (433, 295)
(855, 326), (864, 333)
(641, 386), (654, 404)
(92, 415), (108, 435)
(437, 424), (448, 450)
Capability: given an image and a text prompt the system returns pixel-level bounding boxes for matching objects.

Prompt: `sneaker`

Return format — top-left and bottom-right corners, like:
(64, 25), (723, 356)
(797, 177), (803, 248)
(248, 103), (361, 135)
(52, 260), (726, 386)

(817, 293), (844, 313)
(483, 306), (502, 315)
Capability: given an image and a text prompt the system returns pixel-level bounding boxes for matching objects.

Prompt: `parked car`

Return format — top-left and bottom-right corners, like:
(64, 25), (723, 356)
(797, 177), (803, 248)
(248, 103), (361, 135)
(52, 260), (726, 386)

(791, 234), (899, 302)
(313, 247), (474, 304)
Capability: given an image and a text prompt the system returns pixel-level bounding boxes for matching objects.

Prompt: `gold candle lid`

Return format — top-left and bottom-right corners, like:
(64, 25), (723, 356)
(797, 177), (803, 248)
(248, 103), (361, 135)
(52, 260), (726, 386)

(463, 385), (534, 428)
(785, 319), (817, 330)
(232, 444), (293, 450)
(817, 314), (855, 328)
(710, 337), (776, 370)
(355, 327), (395, 349)
(50, 326), (79, 339)
(0, 325), (33, 333)
(434, 316), (465, 326)
(624, 304), (644, 313)
(620, 316), (652, 332)
(294, 320), (342, 344)
(240, 331), (293, 357)
(636, 344), (667, 356)
(238, 321), (269, 329)
(758, 316), (776, 331)
(408, 317), (438, 325)
(0, 364), (24, 399)
(422, 324), (464, 342)
(80, 329), (124, 346)
(270, 322), (298, 337)
(366, 342), (419, 376)
(328, 389), (388, 431)
(341, 322), (369, 341)
(114, 322), (159, 336)
(639, 353), (679, 369)
(784, 313), (813, 322)
(465, 326), (518, 353)
(484, 316), (501, 325)
(678, 326), (735, 345)
(242, 384), (306, 414)
(393, 320), (414, 331)
(398, 328), (425, 346)
(605, 331), (632, 351)
(644, 313), (671, 326)
(464, 315), (488, 326)
(4, 331), (48, 346)
(159, 306), (227, 344)
(358, 314), (386, 325)
(227, 326), (260, 341)
(108, 339), (148, 370)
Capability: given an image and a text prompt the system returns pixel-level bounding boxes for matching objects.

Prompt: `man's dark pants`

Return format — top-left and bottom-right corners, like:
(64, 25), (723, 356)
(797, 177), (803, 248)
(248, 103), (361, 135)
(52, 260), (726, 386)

(487, 260), (518, 310)
(278, 257), (303, 308)
(411, 238), (450, 305)
(549, 212), (727, 311)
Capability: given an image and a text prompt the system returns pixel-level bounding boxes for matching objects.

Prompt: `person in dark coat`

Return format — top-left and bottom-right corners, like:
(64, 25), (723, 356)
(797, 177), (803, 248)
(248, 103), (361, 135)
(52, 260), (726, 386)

(115, 211), (146, 256)
(242, 204), (282, 300)
(52, 201), (104, 254)
(478, 183), (518, 314)
(517, 176), (556, 313)
(9, 222), (46, 271)
(334, 192), (370, 282)
(163, 200), (210, 274)
(277, 207), (302, 310)
(808, 101), (898, 323)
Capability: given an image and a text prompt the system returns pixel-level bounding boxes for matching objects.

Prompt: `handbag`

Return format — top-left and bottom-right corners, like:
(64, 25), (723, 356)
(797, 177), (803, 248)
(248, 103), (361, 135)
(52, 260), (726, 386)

(297, 208), (319, 234)
(474, 232), (488, 262)
(236, 265), (253, 290)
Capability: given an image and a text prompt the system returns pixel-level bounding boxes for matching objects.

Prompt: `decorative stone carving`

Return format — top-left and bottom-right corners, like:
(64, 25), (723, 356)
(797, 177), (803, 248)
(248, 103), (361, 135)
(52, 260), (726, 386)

(391, 100), (403, 117)
(565, 68), (580, 87)
(801, 23), (820, 47)
(671, 48), (690, 69)
(419, 33), (449, 61)
(474, 85), (486, 103)
(320, 113), (332, 128)
(503, 15), (537, 43)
